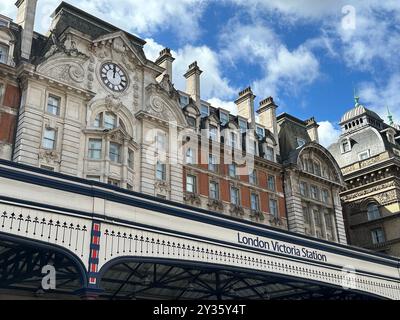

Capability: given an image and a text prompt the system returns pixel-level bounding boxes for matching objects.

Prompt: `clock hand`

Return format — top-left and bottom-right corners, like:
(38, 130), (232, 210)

(113, 65), (116, 78)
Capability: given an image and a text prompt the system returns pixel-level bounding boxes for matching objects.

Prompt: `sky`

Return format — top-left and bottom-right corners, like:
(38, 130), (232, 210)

(1, 0), (399, 147)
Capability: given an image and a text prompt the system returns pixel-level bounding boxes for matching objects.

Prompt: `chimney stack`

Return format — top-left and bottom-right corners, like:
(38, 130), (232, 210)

(306, 117), (319, 143)
(155, 48), (175, 82)
(15, 0), (38, 60)
(235, 87), (256, 128)
(257, 96), (278, 136)
(184, 61), (202, 109)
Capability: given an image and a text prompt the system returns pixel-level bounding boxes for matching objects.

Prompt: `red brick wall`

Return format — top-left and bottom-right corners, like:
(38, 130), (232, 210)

(0, 83), (20, 145)
(3, 84), (20, 109)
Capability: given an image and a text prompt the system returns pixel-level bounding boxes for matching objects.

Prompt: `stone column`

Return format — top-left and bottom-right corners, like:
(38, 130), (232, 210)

(321, 207), (328, 240)
(121, 139), (129, 188)
(309, 205), (317, 237)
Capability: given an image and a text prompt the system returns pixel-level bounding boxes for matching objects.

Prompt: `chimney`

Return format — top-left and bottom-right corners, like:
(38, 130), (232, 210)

(184, 61), (202, 109)
(235, 87), (256, 128)
(155, 48), (175, 82)
(257, 97), (278, 136)
(15, 0), (38, 60)
(306, 117), (319, 143)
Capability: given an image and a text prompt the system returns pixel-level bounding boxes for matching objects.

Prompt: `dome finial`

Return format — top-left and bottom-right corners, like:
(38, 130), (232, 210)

(387, 106), (394, 126)
(353, 87), (360, 107)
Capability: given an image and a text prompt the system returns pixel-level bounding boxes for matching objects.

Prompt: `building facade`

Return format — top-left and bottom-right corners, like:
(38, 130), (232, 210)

(0, 1), (347, 244)
(329, 98), (400, 256)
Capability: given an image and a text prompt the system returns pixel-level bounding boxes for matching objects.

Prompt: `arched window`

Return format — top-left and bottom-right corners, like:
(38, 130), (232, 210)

(0, 43), (9, 64)
(367, 203), (380, 221)
(93, 111), (125, 130)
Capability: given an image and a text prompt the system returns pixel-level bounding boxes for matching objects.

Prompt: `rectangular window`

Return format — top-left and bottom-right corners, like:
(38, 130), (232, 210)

(296, 138), (306, 148)
(371, 228), (385, 244)
(322, 189), (329, 203)
(267, 175), (276, 191)
(109, 142), (121, 163)
(186, 148), (194, 164)
(104, 112), (116, 129)
(42, 128), (56, 150)
(128, 149), (134, 169)
(220, 111), (229, 125)
(311, 185), (319, 200)
(107, 179), (120, 187)
(342, 140), (350, 152)
(186, 175), (196, 193)
(156, 132), (167, 153)
(209, 181), (219, 200)
(94, 113), (103, 128)
(239, 119), (247, 133)
(229, 132), (237, 148)
(313, 209), (321, 227)
(201, 104), (209, 117)
(88, 139), (102, 159)
(179, 95), (189, 107)
(156, 161), (166, 181)
(0, 44), (9, 64)
(47, 95), (61, 116)
(256, 126), (265, 138)
(209, 125), (217, 141)
(228, 163), (236, 178)
(325, 212), (333, 230)
(208, 154), (217, 172)
(358, 150), (370, 160)
(303, 206), (310, 224)
(249, 169), (257, 185)
(299, 181), (308, 197)
(265, 146), (274, 161)
(250, 193), (260, 211)
(230, 186), (240, 205)
(269, 199), (278, 217)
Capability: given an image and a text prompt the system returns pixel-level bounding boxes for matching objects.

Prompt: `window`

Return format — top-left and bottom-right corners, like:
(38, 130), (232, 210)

(371, 228), (385, 244)
(128, 149), (134, 169)
(86, 175), (100, 181)
(342, 140), (351, 153)
(47, 95), (60, 116)
(230, 186), (240, 205)
(303, 206), (310, 224)
(256, 126), (264, 138)
(310, 185), (319, 200)
(269, 199), (278, 217)
(358, 150), (370, 160)
(367, 203), (380, 221)
(186, 175), (196, 193)
(220, 111), (229, 125)
(239, 119), (247, 133)
(0, 44), (9, 64)
(250, 193), (260, 211)
(267, 175), (275, 191)
(228, 163), (236, 178)
(313, 209), (321, 227)
(109, 142), (121, 163)
(321, 189), (329, 203)
(104, 112), (117, 129)
(108, 179), (120, 187)
(156, 132), (167, 153)
(0, 83), (4, 103)
(208, 154), (217, 172)
(265, 146), (274, 161)
(186, 148), (194, 164)
(187, 116), (196, 127)
(299, 181), (308, 197)
(94, 113), (103, 128)
(325, 211), (333, 230)
(88, 139), (102, 159)
(42, 128), (56, 149)
(200, 104), (209, 117)
(249, 169), (257, 185)
(313, 161), (321, 176)
(228, 132), (237, 148)
(209, 181), (219, 200)
(296, 137), (306, 148)
(179, 95), (189, 107)
(209, 125), (217, 141)
(156, 161), (166, 180)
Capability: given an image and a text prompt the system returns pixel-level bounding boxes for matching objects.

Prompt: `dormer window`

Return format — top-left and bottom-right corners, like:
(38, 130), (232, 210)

(200, 103), (209, 118)
(239, 119), (247, 133)
(179, 95), (189, 107)
(220, 111), (229, 125)
(341, 139), (351, 153)
(209, 125), (218, 141)
(256, 126), (265, 138)
(187, 116), (196, 128)
(0, 43), (8, 64)
(358, 150), (370, 160)
(296, 137), (306, 148)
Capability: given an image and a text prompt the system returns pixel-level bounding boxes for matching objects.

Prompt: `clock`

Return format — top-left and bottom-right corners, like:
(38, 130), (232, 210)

(100, 62), (128, 92)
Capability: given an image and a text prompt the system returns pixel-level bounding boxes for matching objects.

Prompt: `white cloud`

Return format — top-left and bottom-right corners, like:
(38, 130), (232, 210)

(219, 20), (320, 99)
(318, 121), (341, 148)
(4, 0), (206, 41)
(207, 98), (237, 115)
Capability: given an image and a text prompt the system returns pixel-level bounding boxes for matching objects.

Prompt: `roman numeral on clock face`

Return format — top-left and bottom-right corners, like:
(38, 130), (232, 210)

(100, 63), (128, 92)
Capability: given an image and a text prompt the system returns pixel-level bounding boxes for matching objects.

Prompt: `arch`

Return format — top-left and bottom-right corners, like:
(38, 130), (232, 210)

(97, 256), (384, 300)
(0, 232), (88, 293)
(297, 142), (345, 185)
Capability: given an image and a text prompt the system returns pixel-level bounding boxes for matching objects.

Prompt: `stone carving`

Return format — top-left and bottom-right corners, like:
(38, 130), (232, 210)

(269, 215), (282, 226)
(341, 181), (398, 202)
(250, 210), (265, 221)
(39, 149), (60, 163)
(145, 96), (174, 121)
(207, 199), (224, 211)
(229, 204), (244, 217)
(155, 180), (170, 192)
(105, 95), (123, 112)
(184, 192), (201, 205)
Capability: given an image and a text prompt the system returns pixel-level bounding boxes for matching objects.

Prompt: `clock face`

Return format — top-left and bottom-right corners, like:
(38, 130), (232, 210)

(100, 63), (128, 92)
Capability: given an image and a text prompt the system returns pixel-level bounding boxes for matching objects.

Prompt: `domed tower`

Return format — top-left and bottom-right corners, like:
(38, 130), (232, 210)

(328, 96), (400, 256)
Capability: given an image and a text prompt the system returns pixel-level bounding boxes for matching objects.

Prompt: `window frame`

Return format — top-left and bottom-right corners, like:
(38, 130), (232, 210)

(42, 128), (56, 150)
(88, 138), (102, 160)
(109, 142), (122, 163)
(186, 174), (197, 193)
(46, 95), (61, 116)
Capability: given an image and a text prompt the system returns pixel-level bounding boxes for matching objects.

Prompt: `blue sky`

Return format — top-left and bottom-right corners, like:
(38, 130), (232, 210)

(1, 0), (399, 146)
